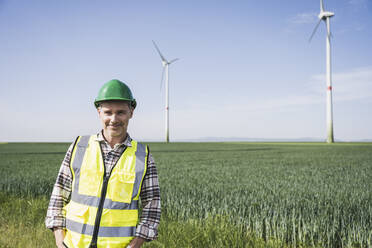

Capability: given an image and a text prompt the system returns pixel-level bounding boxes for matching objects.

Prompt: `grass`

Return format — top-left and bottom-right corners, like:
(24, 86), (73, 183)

(0, 193), (285, 248)
(1, 142), (372, 247)
(0, 193), (53, 248)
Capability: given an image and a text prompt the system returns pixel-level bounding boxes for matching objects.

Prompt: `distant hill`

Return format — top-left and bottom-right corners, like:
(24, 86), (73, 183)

(171, 137), (372, 142)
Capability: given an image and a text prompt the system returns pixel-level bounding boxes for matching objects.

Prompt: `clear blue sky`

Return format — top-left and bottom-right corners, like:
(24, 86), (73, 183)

(1, 0), (371, 142)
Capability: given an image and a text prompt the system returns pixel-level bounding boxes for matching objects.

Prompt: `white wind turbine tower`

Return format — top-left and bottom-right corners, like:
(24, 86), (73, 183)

(152, 40), (179, 143)
(309, 0), (335, 143)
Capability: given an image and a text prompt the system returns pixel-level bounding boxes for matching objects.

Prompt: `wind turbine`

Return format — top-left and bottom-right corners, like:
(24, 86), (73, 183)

(152, 40), (179, 143)
(309, 0), (335, 143)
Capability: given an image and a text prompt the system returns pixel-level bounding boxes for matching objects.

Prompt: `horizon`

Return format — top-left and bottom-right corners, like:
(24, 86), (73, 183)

(2, 136), (372, 143)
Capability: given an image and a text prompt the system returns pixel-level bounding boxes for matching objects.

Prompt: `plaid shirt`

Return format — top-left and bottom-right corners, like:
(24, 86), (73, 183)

(45, 131), (161, 240)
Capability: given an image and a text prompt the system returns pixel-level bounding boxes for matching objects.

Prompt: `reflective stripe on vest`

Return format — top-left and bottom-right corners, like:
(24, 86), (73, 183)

(63, 135), (148, 248)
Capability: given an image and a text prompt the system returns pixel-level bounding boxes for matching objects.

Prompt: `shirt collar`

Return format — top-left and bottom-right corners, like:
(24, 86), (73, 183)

(95, 130), (132, 148)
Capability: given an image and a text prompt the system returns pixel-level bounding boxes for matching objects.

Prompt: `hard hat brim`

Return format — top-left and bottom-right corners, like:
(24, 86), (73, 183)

(94, 98), (137, 109)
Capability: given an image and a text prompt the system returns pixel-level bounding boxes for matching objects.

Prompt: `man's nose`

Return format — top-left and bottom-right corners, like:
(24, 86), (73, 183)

(110, 114), (119, 123)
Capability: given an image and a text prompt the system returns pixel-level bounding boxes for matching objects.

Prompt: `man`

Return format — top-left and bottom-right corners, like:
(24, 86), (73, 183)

(46, 79), (161, 248)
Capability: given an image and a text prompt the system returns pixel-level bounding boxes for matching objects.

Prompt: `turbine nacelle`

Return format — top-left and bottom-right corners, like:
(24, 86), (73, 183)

(318, 11), (334, 20)
(162, 60), (178, 67)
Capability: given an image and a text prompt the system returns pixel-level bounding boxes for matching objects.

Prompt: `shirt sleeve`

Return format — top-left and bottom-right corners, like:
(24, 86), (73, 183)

(45, 143), (74, 230)
(135, 152), (161, 240)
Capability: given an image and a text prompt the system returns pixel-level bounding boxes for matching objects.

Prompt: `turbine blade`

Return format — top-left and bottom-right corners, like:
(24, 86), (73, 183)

(152, 40), (167, 62)
(160, 67), (165, 91)
(169, 58), (179, 64)
(309, 19), (322, 42)
(320, 0), (324, 12)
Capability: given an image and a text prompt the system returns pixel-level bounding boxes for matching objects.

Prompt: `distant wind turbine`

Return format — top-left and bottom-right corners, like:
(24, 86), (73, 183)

(309, 0), (335, 143)
(152, 40), (179, 143)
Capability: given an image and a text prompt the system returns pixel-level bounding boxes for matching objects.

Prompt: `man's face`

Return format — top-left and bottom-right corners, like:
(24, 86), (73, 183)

(97, 101), (133, 139)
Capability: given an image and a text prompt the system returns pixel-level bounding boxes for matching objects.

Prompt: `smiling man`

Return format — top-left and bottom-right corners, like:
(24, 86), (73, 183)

(46, 79), (161, 248)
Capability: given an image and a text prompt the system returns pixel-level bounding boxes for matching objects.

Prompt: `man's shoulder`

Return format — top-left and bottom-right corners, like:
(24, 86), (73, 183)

(68, 134), (97, 150)
(133, 140), (147, 147)
(74, 134), (100, 142)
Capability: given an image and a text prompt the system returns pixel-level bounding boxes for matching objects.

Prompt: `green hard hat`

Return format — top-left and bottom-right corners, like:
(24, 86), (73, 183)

(94, 79), (137, 109)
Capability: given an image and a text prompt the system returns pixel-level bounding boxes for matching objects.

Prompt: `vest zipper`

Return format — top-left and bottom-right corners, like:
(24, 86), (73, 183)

(89, 175), (109, 248)
(89, 145), (127, 248)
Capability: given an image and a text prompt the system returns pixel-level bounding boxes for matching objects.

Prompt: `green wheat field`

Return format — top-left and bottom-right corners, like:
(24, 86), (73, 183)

(0, 142), (371, 248)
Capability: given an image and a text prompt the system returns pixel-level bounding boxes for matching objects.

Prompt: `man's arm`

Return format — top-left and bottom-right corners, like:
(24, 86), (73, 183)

(45, 143), (74, 246)
(131, 153), (161, 245)
(53, 228), (66, 248)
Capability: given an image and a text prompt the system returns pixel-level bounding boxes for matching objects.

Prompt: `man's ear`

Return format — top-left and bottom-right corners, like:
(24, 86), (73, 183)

(129, 108), (134, 119)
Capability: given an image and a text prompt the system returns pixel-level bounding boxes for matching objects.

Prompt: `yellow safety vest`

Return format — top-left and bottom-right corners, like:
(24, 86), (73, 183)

(63, 135), (148, 248)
